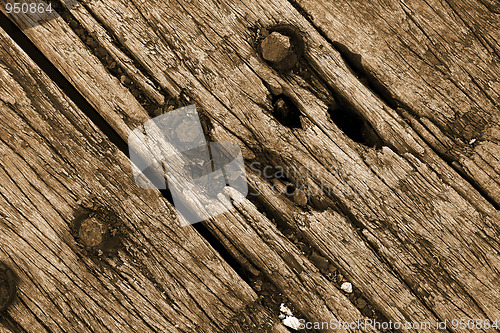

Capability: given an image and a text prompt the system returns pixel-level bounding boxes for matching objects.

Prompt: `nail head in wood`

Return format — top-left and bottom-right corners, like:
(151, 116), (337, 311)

(258, 24), (305, 72)
(293, 188), (308, 206)
(78, 216), (107, 248)
(261, 32), (292, 63)
(72, 207), (122, 255)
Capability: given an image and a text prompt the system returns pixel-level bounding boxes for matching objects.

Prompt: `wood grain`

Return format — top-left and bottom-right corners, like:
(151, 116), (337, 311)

(0, 27), (261, 332)
(0, 21), (385, 332)
(2, 0), (499, 330)
(291, 0), (500, 203)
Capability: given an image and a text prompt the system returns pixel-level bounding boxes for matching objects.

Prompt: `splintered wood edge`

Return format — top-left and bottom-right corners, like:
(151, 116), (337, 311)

(5, 0), (499, 328)
(0, 28), (260, 332)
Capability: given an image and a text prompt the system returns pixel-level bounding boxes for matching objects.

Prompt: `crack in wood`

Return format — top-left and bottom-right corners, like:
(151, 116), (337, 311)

(0, 262), (17, 313)
(286, 0), (500, 208)
(0, 21), (267, 332)
(53, 0), (170, 110)
(0, 11), (129, 152)
(0, 13), (255, 298)
(3, 0), (499, 329)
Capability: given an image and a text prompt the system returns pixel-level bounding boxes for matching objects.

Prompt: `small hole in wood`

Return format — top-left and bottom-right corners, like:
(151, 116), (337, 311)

(328, 105), (383, 149)
(272, 94), (302, 129)
(0, 262), (17, 312)
(285, 184), (296, 196)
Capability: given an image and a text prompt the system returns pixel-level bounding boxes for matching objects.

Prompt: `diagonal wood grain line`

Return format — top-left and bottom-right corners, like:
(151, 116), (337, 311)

(286, 0), (500, 206)
(1, 0), (499, 331)
(0, 24), (268, 332)
(0, 9), (251, 288)
(0, 12), (388, 333)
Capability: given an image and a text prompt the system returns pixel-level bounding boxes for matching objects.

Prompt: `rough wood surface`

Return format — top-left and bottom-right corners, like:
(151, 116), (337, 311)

(245, 171), (442, 328)
(1, 0), (499, 331)
(0, 27), (265, 333)
(291, 0), (500, 204)
(0, 22), (383, 333)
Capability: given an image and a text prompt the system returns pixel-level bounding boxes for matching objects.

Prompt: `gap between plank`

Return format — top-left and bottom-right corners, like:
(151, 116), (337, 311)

(0, 11), (249, 284)
(286, 0), (500, 211)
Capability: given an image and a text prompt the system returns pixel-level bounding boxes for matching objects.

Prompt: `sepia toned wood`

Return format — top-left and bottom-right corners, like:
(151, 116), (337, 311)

(245, 170), (442, 328)
(290, 0), (500, 204)
(0, 22), (384, 332)
(62, 7), (166, 106)
(208, 191), (381, 333)
(0, 27), (267, 332)
(2, 0), (499, 331)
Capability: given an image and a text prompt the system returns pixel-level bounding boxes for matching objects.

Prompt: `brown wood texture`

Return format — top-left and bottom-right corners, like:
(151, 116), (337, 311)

(0, 20), (380, 333)
(291, 0), (500, 203)
(1, 0), (499, 331)
(0, 27), (266, 333)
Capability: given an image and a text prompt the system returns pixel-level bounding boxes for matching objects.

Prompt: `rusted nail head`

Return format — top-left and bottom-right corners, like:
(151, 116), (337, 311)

(73, 207), (122, 255)
(259, 24), (305, 71)
(78, 216), (107, 248)
(261, 32), (292, 63)
(293, 188), (308, 206)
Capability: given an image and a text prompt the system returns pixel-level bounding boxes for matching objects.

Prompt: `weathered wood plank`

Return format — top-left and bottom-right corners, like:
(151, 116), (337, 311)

(48, 0), (500, 325)
(207, 197), (382, 333)
(56, 0), (496, 214)
(3, 0), (499, 330)
(0, 27), (263, 332)
(290, 0), (500, 204)
(245, 171), (441, 329)
(59, 7), (166, 106)
(0, 21), (387, 332)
